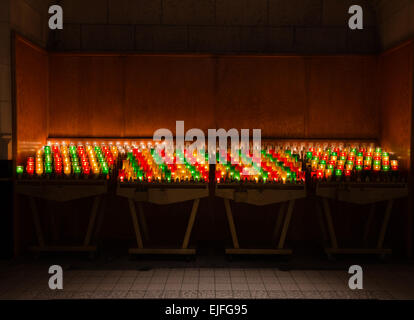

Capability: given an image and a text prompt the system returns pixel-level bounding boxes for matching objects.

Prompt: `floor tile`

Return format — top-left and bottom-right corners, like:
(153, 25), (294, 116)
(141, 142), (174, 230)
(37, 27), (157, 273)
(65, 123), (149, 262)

(92, 290), (112, 299)
(162, 290), (180, 298)
(79, 283), (99, 291)
(108, 290), (128, 299)
(126, 290), (146, 299)
(250, 290), (269, 299)
(144, 290), (163, 298)
(18, 290), (42, 299)
(181, 283), (198, 290)
(281, 283), (299, 291)
(101, 278), (119, 284)
(130, 283), (149, 291)
(231, 277), (247, 283)
(215, 277), (231, 284)
(232, 290), (251, 298)
(114, 283), (133, 291)
(370, 290), (394, 300)
(216, 290), (233, 298)
(318, 290), (340, 299)
(134, 278), (151, 284)
(71, 291), (95, 299)
(302, 290), (322, 299)
(118, 277), (135, 284)
(267, 290), (287, 299)
(96, 283), (116, 291)
(232, 284), (249, 290)
(265, 284), (282, 290)
(215, 284), (232, 290)
(198, 290), (215, 298)
(180, 290), (198, 299)
(183, 277), (199, 284)
(285, 290), (304, 299)
(199, 278), (214, 284)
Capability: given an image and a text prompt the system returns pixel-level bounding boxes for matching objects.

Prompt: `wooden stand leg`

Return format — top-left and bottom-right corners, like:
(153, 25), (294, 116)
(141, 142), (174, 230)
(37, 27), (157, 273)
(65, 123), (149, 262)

(29, 197), (45, 248)
(224, 198), (293, 256)
(182, 198), (200, 249)
(224, 198), (240, 249)
(272, 202), (286, 241)
(363, 203), (376, 246)
(137, 202), (150, 241)
(277, 200), (294, 249)
(320, 197), (394, 257)
(129, 198), (144, 249)
(322, 198), (338, 249)
(377, 200), (393, 249)
(27, 194), (103, 254)
(83, 196), (101, 246)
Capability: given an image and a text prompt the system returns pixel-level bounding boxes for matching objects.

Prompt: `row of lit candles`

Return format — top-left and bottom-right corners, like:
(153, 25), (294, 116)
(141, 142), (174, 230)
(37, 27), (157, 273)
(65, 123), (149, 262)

(307, 147), (399, 179)
(119, 148), (209, 182)
(19, 144), (113, 176)
(216, 149), (304, 183)
(17, 143), (402, 182)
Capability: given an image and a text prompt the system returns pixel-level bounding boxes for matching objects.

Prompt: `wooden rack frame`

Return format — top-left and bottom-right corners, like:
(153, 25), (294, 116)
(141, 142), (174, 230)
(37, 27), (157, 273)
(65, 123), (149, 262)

(15, 180), (108, 254)
(117, 183), (209, 255)
(216, 184), (306, 255)
(316, 183), (409, 258)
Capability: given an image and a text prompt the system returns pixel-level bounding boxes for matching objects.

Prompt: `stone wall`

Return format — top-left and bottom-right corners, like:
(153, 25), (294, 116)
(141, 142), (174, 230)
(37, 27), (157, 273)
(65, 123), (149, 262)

(10, 0), (53, 47)
(49, 0), (379, 54)
(374, 0), (414, 50)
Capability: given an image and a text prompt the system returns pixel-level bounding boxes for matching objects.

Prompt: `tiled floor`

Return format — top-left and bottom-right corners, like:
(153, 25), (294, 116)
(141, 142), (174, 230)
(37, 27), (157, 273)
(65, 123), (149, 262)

(1, 264), (414, 300)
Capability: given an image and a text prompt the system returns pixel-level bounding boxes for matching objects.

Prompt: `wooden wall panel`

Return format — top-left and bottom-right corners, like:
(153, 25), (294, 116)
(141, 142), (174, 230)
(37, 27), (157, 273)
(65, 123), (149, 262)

(15, 36), (48, 163)
(47, 54), (382, 141)
(307, 56), (379, 139)
(379, 42), (413, 169)
(216, 57), (306, 138)
(49, 55), (124, 138)
(124, 56), (215, 137)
